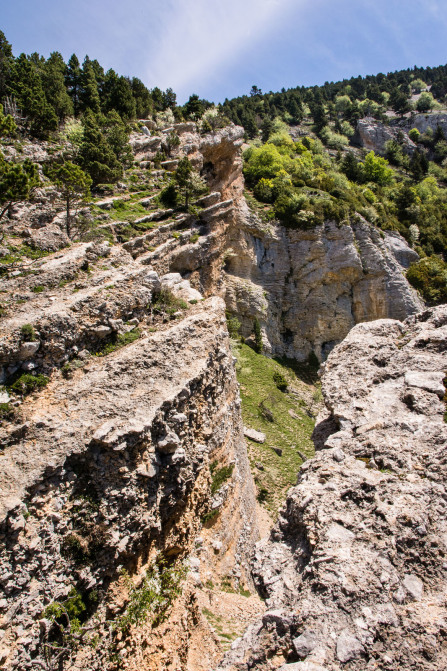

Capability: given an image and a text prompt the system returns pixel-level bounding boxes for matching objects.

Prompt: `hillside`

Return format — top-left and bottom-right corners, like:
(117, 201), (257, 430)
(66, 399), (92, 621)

(0, 31), (447, 671)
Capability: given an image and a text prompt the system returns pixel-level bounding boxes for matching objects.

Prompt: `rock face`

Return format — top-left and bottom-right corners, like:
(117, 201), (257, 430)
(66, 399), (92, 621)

(0, 121), (433, 671)
(0, 298), (258, 670)
(225, 203), (422, 361)
(354, 117), (416, 155)
(353, 112), (447, 157)
(402, 112), (447, 136)
(218, 305), (447, 671)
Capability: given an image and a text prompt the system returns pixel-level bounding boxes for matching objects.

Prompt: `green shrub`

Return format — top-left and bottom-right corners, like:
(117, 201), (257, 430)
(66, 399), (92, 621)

(21, 323), (36, 341)
(118, 557), (186, 630)
(226, 312), (241, 339)
(273, 371), (288, 391)
(159, 183), (179, 208)
(32, 285), (45, 293)
(202, 509), (220, 525)
(95, 328), (140, 357)
(409, 128), (421, 142)
(253, 318), (263, 353)
(406, 256), (447, 305)
(43, 587), (86, 624)
(254, 178), (274, 203)
(0, 402), (13, 421)
(10, 373), (49, 395)
(210, 460), (235, 494)
(257, 487), (269, 503)
(152, 289), (188, 316)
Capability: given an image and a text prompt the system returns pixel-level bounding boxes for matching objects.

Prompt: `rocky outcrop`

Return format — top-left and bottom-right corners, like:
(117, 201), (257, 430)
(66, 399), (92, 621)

(354, 117), (416, 155)
(0, 120), (433, 671)
(218, 305), (447, 671)
(225, 204), (422, 361)
(0, 297), (258, 670)
(398, 112), (447, 136)
(354, 113), (447, 156)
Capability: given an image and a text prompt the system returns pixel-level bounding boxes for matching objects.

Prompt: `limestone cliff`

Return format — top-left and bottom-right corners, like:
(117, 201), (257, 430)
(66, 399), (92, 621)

(354, 112), (447, 157)
(218, 305), (447, 671)
(0, 120), (431, 671)
(224, 201), (422, 361)
(0, 296), (258, 670)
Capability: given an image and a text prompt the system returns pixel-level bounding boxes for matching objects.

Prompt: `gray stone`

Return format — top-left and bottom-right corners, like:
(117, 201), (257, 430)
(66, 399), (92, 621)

(157, 431), (180, 453)
(293, 630), (318, 659)
(384, 231), (419, 269)
(278, 663), (328, 671)
(336, 631), (364, 663)
(91, 325), (112, 338)
(404, 371), (445, 397)
(244, 427), (266, 443)
(403, 573), (424, 601)
(29, 224), (70, 252)
(18, 341), (40, 359)
(332, 448), (345, 462)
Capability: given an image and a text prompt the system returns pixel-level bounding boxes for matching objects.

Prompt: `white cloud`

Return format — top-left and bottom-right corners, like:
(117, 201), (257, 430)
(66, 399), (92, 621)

(144, 0), (299, 99)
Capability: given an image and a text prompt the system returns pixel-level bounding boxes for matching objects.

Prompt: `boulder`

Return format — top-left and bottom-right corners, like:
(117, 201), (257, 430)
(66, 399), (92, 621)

(243, 427), (266, 443)
(29, 225), (70, 252)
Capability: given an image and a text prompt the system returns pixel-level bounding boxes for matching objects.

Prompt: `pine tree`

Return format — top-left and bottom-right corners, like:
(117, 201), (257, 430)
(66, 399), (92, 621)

(42, 52), (73, 120)
(80, 59), (101, 114)
(0, 31), (13, 101)
(51, 162), (92, 238)
(65, 54), (82, 115)
(77, 111), (122, 185)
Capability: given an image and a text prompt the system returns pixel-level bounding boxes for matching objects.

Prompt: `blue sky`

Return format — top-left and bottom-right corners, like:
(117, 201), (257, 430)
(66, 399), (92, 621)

(2, 0), (447, 103)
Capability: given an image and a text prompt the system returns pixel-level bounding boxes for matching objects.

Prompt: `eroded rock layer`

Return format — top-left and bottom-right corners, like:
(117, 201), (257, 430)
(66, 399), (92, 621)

(218, 305), (447, 671)
(0, 297), (257, 670)
(225, 201), (422, 361)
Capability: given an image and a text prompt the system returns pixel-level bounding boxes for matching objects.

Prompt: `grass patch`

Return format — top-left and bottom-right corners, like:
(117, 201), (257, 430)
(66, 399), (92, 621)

(10, 373), (49, 396)
(21, 323), (36, 341)
(151, 289), (188, 316)
(0, 244), (50, 267)
(202, 509), (220, 525)
(94, 329), (140, 357)
(210, 461), (234, 494)
(234, 342), (316, 515)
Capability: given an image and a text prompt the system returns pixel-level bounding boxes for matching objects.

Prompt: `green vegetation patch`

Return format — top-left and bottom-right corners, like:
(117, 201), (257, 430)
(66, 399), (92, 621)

(151, 289), (188, 316)
(94, 328), (140, 357)
(234, 342), (316, 515)
(20, 323), (36, 341)
(406, 256), (447, 305)
(210, 461), (234, 494)
(118, 557), (186, 630)
(10, 373), (49, 395)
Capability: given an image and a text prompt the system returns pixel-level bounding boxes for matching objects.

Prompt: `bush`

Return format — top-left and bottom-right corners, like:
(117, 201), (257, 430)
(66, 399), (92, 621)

(118, 558), (186, 630)
(95, 328), (140, 356)
(10, 373), (49, 395)
(363, 151), (394, 186)
(226, 312), (241, 339)
(21, 323), (36, 341)
(159, 183), (179, 208)
(210, 460), (235, 494)
(253, 318), (263, 353)
(409, 128), (421, 143)
(257, 487), (269, 503)
(254, 178), (274, 203)
(152, 289), (188, 316)
(273, 371), (288, 391)
(416, 92), (435, 112)
(406, 256), (447, 305)
(243, 143), (285, 184)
